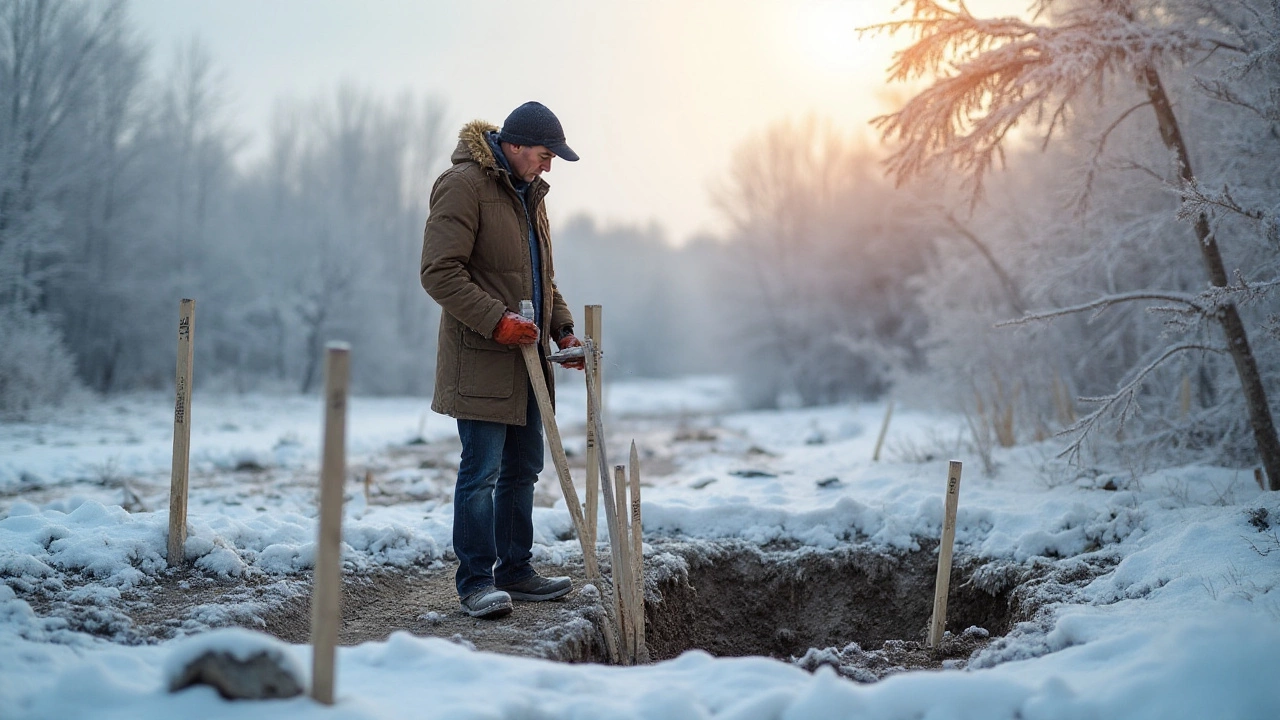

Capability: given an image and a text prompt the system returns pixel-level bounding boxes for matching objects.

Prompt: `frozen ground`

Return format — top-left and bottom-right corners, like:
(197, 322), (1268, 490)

(1, 374), (1278, 719)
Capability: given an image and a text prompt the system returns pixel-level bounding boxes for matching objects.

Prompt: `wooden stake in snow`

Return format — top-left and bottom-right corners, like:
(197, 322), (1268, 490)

(584, 305), (603, 543)
(516, 304), (597, 579)
(872, 399), (894, 462)
(585, 338), (628, 665)
(628, 441), (649, 663)
(167, 298), (195, 567)
(311, 342), (349, 705)
(928, 460), (963, 648)
(613, 464), (635, 663)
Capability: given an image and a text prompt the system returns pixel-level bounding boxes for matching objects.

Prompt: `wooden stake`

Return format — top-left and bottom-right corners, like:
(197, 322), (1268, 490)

(585, 339), (628, 664)
(312, 342), (349, 705)
(518, 343), (598, 579)
(584, 305), (602, 545)
(519, 332), (618, 662)
(614, 464), (635, 663)
(928, 460), (963, 648)
(168, 299), (195, 567)
(629, 441), (649, 663)
(872, 399), (894, 462)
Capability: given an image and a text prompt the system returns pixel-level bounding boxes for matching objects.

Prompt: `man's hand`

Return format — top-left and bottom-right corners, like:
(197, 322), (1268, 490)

(493, 311), (539, 345)
(556, 334), (585, 370)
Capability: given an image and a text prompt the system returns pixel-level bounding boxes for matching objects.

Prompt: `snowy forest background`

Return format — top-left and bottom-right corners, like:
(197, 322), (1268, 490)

(2, 0), (1278, 479)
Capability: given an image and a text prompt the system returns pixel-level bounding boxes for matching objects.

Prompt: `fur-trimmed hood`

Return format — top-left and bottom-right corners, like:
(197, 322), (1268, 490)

(451, 120), (501, 171)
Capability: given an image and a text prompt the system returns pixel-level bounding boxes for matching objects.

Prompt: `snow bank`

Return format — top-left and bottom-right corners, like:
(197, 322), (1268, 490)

(5, 615), (1277, 719)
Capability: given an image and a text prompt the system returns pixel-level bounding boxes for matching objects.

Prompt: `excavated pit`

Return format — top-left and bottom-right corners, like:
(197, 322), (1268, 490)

(642, 540), (1015, 667)
(251, 539), (1020, 672)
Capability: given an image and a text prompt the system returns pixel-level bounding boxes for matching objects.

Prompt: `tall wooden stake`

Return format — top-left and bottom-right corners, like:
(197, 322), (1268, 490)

(517, 319), (617, 662)
(519, 342), (597, 579)
(585, 338), (628, 664)
(928, 460), (963, 648)
(312, 342), (350, 705)
(168, 299), (195, 567)
(872, 399), (894, 462)
(628, 441), (649, 662)
(584, 305), (603, 544)
(614, 464), (635, 663)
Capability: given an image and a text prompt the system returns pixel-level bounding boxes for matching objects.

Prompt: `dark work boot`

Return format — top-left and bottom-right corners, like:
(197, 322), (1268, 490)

(496, 573), (572, 601)
(459, 586), (513, 619)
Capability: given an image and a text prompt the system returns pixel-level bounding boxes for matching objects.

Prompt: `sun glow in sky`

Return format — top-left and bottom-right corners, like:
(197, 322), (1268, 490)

(131, 0), (1028, 244)
(794, 1), (891, 76)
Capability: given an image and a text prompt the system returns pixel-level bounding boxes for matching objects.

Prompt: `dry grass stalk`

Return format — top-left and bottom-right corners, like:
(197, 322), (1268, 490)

(1052, 373), (1076, 427)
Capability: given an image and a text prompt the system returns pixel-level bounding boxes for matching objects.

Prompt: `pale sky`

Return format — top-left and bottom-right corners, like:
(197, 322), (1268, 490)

(130, 0), (1028, 244)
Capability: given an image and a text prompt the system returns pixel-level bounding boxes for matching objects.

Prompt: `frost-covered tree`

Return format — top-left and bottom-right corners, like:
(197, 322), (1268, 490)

(713, 117), (933, 408)
(875, 0), (1280, 488)
(0, 0), (144, 408)
(223, 86), (447, 394)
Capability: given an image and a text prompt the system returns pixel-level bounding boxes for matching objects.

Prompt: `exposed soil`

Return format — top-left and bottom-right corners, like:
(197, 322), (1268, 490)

(259, 560), (608, 662)
(645, 540), (1013, 658)
(20, 537), (1030, 681)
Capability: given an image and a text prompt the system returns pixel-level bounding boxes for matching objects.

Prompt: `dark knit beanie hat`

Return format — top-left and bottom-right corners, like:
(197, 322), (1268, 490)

(497, 101), (579, 162)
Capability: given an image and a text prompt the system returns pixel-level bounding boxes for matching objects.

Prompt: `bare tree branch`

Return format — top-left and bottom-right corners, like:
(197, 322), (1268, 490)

(1058, 341), (1227, 464)
(935, 205), (1027, 314)
(998, 290), (1206, 327)
(1074, 100), (1153, 213)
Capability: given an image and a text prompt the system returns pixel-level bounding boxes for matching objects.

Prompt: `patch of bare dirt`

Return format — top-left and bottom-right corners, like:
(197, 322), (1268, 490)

(643, 540), (1017, 666)
(259, 559), (609, 662)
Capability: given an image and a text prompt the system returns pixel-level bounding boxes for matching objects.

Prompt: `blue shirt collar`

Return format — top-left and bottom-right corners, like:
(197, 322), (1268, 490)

(485, 131), (530, 194)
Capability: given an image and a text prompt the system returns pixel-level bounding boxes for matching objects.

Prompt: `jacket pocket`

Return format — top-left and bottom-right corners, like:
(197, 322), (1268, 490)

(458, 329), (516, 399)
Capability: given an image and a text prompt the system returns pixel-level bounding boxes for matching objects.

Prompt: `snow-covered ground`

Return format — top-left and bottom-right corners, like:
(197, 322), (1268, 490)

(2, 376), (1278, 719)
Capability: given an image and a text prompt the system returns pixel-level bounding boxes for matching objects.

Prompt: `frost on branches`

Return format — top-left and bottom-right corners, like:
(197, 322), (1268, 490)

(872, 0), (1280, 486)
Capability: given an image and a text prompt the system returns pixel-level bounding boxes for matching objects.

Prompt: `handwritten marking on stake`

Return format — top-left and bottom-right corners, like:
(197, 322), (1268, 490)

(167, 299), (195, 567)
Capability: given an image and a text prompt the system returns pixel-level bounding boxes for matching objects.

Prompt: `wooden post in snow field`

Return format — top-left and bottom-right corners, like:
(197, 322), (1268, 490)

(517, 302), (599, 580)
(628, 441), (649, 663)
(167, 299), (195, 567)
(613, 464), (635, 664)
(584, 305), (603, 544)
(585, 338), (627, 665)
(928, 460), (963, 649)
(311, 342), (350, 705)
(872, 399), (894, 462)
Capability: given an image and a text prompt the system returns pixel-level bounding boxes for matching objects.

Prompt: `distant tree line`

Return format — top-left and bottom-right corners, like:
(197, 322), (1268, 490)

(7, 0), (1274, 485)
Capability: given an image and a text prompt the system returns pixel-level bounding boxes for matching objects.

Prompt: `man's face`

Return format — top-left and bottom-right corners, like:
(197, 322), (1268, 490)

(505, 144), (555, 182)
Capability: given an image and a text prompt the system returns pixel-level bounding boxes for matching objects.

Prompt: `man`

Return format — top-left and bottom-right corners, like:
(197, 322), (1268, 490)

(420, 101), (586, 619)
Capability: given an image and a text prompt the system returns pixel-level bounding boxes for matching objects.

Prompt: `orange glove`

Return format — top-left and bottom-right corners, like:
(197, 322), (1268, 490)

(493, 311), (539, 345)
(556, 333), (585, 370)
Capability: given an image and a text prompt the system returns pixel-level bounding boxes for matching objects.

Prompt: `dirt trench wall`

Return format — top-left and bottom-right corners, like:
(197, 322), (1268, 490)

(643, 541), (1014, 661)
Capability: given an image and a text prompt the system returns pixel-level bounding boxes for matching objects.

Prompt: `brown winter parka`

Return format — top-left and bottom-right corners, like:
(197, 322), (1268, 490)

(420, 120), (574, 425)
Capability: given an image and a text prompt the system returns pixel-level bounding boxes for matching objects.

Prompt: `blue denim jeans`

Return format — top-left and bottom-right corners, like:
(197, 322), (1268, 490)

(453, 387), (543, 597)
